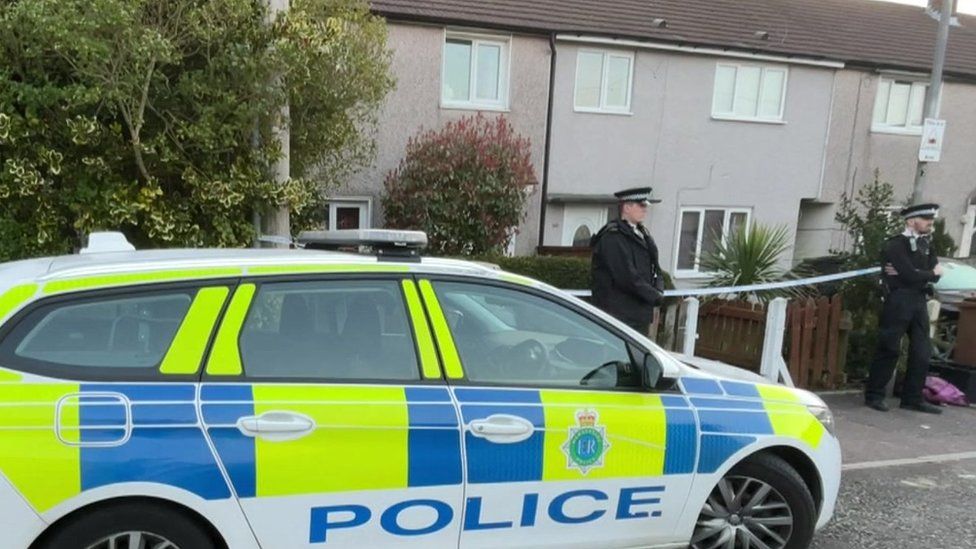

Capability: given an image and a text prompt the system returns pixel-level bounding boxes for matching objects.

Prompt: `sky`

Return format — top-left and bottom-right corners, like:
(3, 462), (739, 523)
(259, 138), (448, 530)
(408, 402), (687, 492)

(870, 0), (976, 14)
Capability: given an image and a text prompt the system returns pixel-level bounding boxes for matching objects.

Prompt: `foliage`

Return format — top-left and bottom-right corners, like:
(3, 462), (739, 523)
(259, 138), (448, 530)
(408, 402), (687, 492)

(832, 171), (903, 378)
(382, 115), (535, 256)
(699, 222), (801, 303)
(0, 0), (393, 259)
(474, 254), (675, 302)
(484, 255), (593, 290)
(931, 218), (957, 258)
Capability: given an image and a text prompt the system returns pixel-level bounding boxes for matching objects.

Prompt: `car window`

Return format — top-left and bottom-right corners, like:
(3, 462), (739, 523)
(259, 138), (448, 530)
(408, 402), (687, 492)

(1, 292), (193, 369)
(240, 279), (420, 381)
(432, 281), (638, 389)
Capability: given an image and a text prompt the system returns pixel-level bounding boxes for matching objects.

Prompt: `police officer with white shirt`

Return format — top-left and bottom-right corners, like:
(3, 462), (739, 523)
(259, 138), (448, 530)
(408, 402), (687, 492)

(590, 187), (665, 335)
(865, 203), (944, 414)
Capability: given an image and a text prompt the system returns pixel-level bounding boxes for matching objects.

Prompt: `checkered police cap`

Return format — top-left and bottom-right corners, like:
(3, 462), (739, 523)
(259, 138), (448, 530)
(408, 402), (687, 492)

(614, 187), (661, 204)
(900, 203), (940, 221)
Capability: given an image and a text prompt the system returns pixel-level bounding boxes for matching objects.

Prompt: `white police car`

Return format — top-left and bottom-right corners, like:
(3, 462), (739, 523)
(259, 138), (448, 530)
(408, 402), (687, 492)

(0, 231), (839, 549)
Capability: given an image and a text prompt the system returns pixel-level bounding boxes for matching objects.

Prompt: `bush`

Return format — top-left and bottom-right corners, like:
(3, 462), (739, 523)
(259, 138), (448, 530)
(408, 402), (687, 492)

(476, 254), (675, 302)
(833, 171), (903, 379)
(382, 115), (535, 256)
(486, 255), (592, 290)
(0, 0), (393, 258)
(700, 222), (804, 303)
(931, 218), (957, 257)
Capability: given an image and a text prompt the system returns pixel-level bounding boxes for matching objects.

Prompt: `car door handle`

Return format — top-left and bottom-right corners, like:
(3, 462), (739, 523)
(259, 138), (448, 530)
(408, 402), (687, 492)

(237, 411), (316, 442)
(468, 414), (535, 444)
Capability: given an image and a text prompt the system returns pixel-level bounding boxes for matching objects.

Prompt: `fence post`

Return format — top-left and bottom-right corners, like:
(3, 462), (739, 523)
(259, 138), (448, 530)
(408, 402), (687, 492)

(682, 297), (699, 357)
(761, 297), (794, 386)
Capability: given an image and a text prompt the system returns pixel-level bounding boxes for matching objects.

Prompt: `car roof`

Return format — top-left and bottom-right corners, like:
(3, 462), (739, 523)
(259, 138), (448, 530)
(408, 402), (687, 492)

(0, 248), (511, 286)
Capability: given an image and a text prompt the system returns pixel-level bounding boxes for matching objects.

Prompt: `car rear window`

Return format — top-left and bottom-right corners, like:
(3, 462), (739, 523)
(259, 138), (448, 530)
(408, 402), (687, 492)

(0, 292), (193, 370)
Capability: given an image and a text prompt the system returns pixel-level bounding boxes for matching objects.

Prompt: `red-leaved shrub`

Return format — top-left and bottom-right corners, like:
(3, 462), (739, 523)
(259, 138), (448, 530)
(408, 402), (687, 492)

(382, 114), (535, 255)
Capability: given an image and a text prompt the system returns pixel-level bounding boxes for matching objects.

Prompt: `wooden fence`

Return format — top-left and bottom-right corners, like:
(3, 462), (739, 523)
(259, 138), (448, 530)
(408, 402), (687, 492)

(655, 296), (851, 390)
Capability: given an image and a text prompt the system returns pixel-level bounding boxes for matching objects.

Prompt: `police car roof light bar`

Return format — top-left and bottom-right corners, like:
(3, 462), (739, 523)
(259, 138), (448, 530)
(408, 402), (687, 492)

(297, 229), (428, 262)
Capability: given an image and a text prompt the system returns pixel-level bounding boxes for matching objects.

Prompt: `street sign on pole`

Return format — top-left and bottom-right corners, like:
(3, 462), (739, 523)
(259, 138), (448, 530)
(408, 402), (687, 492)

(919, 118), (947, 162)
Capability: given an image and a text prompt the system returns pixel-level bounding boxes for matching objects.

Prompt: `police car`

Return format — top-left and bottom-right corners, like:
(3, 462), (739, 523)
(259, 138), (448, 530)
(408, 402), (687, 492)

(0, 230), (840, 549)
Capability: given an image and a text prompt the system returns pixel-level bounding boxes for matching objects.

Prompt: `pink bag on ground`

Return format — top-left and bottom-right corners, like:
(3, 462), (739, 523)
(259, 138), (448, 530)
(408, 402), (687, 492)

(923, 376), (970, 407)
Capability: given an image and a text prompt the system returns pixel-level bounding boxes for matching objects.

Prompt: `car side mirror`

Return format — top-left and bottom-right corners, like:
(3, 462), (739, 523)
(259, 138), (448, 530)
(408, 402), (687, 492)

(643, 352), (663, 389)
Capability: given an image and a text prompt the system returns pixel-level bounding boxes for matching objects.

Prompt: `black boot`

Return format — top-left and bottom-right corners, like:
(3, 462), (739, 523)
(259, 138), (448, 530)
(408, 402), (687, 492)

(865, 399), (890, 412)
(900, 401), (943, 414)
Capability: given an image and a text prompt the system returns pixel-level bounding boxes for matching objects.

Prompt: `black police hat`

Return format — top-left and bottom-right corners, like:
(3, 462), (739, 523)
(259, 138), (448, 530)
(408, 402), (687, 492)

(900, 203), (940, 221)
(614, 187), (661, 205)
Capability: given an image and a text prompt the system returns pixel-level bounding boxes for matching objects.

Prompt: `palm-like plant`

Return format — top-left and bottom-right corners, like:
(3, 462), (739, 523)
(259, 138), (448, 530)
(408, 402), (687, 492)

(699, 223), (802, 302)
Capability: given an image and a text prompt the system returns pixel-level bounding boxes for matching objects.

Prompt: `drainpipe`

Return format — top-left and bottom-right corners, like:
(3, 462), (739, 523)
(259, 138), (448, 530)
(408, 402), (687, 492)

(537, 32), (557, 251)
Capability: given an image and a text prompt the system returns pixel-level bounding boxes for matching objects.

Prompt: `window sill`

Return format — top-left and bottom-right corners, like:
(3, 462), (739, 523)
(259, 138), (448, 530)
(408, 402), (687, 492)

(870, 126), (922, 137)
(710, 114), (786, 125)
(440, 101), (510, 113)
(672, 271), (715, 281)
(574, 107), (634, 116)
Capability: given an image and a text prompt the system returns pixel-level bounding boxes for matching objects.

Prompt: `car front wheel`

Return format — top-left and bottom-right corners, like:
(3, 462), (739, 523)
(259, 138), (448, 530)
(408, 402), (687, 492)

(690, 453), (817, 549)
(36, 500), (217, 549)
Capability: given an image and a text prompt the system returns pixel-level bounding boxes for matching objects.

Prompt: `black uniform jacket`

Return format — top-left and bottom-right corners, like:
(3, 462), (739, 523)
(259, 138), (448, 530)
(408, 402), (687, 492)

(880, 233), (941, 294)
(590, 219), (665, 325)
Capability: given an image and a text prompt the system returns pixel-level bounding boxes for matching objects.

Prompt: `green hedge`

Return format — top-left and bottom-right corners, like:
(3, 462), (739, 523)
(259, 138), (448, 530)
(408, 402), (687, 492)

(474, 255), (674, 296)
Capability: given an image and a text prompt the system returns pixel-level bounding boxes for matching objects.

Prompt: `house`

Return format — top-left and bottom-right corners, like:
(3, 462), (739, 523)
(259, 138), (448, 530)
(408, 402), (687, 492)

(348, 0), (976, 275)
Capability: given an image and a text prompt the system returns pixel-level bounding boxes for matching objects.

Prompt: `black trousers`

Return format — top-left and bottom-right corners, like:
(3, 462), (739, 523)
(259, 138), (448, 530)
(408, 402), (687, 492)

(865, 291), (932, 405)
(624, 319), (651, 336)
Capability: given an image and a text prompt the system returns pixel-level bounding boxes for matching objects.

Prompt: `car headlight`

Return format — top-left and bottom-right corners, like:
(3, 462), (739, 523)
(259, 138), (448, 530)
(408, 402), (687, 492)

(807, 405), (835, 437)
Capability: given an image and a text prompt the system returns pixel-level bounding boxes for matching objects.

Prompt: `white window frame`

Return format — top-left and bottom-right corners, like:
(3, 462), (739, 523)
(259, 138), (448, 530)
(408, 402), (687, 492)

(674, 207), (752, 278)
(440, 31), (511, 111)
(573, 49), (635, 115)
(711, 62), (788, 124)
(326, 197), (372, 231)
(871, 77), (929, 136)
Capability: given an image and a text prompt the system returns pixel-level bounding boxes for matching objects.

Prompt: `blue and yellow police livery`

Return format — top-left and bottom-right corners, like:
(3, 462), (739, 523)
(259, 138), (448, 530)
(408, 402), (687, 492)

(0, 231), (840, 549)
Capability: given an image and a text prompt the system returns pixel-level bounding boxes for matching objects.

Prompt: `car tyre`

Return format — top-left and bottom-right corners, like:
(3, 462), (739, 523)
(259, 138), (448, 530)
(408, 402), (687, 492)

(36, 500), (217, 549)
(690, 452), (817, 549)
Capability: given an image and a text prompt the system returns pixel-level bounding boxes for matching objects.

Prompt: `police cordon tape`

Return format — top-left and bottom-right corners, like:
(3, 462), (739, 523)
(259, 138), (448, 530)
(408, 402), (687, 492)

(564, 267), (882, 299)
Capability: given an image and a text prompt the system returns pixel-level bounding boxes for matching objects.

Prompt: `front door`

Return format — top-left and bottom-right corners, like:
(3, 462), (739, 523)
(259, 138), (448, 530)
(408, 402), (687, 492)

(201, 277), (464, 548)
(418, 279), (697, 548)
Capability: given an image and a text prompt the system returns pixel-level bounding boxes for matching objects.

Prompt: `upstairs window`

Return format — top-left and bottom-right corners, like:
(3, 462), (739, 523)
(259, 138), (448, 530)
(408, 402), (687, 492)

(872, 78), (927, 134)
(712, 63), (787, 122)
(442, 33), (509, 110)
(574, 50), (634, 114)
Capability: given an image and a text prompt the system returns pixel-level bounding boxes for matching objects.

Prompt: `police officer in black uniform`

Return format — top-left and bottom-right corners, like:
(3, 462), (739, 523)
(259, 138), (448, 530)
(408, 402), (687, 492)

(865, 203), (944, 414)
(590, 187), (665, 335)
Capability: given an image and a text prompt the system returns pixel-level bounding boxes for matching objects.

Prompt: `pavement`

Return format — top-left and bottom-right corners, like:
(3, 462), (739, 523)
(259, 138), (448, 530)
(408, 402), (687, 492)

(810, 392), (976, 548)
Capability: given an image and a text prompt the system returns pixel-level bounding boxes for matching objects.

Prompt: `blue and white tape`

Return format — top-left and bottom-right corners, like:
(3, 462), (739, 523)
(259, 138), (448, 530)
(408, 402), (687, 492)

(565, 267), (881, 299)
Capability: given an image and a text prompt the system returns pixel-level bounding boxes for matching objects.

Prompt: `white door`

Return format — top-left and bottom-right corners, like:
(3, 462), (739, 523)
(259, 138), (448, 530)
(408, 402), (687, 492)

(959, 204), (976, 258)
(201, 277), (464, 548)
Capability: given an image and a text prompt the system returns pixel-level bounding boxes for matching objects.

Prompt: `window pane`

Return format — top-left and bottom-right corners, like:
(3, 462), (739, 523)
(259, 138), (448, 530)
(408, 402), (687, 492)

(733, 66), (762, 117)
(678, 211), (701, 270)
(909, 83), (927, 127)
(872, 79), (891, 125)
(475, 43), (501, 101)
(443, 39), (472, 102)
(432, 282), (635, 388)
(10, 293), (192, 368)
(575, 51), (604, 108)
(713, 65), (737, 114)
(336, 206), (361, 230)
(572, 225), (592, 247)
(700, 210), (726, 264)
(729, 212), (749, 236)
(886, 82), (911, 127)
(759, 69), (785, 118)
(605, 55), (631, 108)
(240, 281), (419, 380)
